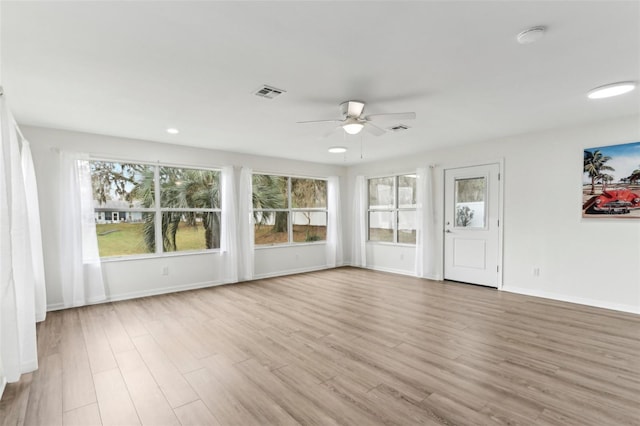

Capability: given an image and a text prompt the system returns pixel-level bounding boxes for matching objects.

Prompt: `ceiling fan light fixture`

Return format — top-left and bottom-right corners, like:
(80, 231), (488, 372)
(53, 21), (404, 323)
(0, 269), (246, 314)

(587, 81), (636, 99)
(328, 146), (347, 154)
(342, 118), (364, 135)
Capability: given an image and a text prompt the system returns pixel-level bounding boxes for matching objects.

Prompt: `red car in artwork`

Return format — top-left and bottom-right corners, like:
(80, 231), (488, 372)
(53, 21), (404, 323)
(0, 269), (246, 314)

(583, 188), (640, 214)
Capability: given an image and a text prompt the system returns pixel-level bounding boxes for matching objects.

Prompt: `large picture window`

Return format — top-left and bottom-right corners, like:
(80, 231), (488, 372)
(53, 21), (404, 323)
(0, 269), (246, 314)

(252, 174), (327, 245)
(368, 174), (416, 244)
(90, 160), (220, 258)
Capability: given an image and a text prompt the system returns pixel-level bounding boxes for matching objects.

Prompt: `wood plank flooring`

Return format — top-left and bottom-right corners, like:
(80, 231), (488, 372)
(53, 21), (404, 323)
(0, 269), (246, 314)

(1, 267), (639, 425)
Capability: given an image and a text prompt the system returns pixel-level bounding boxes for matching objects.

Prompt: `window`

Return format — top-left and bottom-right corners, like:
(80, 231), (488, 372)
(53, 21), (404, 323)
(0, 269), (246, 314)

(454, 177), (486, 228)
(252, 174), (327, 245)
(368, 174), (416, 244)
(90, 160), (220, 258)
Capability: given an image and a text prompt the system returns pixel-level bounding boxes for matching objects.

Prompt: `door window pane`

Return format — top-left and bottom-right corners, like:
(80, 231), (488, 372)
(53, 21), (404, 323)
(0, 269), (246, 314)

(369, 211), (394, 242)
(292, 211), (327, 242)
(369, 177), (395, 209)
(398, 210), (416, 244)
(455, 177), (486, 228)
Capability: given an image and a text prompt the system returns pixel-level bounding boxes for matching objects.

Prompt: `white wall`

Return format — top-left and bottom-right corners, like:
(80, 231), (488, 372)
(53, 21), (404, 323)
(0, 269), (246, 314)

(22, 116), (640, 314)
(347, 115), (640, 313)
(22, 126), (348, 310)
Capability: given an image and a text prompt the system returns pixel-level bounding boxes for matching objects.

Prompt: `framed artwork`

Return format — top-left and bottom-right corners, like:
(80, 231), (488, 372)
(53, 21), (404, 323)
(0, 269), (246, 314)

(583, 141), (640, 218)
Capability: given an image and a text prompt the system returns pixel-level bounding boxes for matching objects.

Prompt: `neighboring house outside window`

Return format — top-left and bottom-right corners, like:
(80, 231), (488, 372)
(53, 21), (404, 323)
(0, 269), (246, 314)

(252, 174), (328, 245)
(368, 174), (417, 244)
(89, 160), (220, 258)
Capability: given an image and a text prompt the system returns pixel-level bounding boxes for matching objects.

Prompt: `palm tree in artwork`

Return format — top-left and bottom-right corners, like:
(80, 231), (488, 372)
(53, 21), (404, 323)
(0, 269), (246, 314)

(629, 166), (640, 185)
(584, 150), (615, 194)
(599, 173), (614, 191)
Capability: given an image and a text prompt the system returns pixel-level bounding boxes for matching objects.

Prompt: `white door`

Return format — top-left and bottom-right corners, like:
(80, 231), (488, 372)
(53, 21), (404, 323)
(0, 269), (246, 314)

(444, 163), (501, 287)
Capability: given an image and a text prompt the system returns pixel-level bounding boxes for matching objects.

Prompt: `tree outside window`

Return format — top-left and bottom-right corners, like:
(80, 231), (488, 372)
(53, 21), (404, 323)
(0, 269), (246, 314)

(252, 174), (327, 245)
(89, 160), (220, 258)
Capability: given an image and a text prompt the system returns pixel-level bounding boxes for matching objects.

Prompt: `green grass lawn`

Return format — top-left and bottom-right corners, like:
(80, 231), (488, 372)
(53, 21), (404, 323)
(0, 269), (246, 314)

(96, 222), (208, 257)
(96, 222), (329, 256)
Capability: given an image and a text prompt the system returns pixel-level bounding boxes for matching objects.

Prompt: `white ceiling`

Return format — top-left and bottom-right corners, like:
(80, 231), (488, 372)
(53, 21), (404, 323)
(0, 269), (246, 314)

(2, 1), (639, 165)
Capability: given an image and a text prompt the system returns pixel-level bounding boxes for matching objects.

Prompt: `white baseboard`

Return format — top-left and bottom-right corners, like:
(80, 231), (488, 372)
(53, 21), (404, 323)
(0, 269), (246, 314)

(47, 279), (224, 311)
(361, 265), (417, 277)
(502, 286), (640, 315)
(253, 265), (332, 280)
(0, 376), (6, 401)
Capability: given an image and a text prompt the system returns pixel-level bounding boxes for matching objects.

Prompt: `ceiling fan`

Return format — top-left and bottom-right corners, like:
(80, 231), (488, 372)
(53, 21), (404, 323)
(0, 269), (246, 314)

(297, 100), (416, 137)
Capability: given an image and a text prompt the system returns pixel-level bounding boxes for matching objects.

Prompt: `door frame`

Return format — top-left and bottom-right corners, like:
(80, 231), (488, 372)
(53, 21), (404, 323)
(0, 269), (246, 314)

(441, 158), (505, 289)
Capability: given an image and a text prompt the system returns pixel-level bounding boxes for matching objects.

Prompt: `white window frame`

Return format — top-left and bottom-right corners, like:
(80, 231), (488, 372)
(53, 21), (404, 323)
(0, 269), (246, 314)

(89, 158), (222, 259)
(367, 174), (417, 245)
(252, 173), (328, 247)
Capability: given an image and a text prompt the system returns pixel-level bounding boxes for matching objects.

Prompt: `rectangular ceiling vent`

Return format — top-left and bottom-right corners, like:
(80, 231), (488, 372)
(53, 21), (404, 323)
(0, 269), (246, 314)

(253, 85), (286, 99)
(388, 124), (411, 132)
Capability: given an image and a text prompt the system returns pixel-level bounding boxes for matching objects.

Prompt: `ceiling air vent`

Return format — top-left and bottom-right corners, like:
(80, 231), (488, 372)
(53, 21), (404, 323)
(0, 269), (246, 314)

(388, 124), (411, 132)
(253, 85), (286, 99)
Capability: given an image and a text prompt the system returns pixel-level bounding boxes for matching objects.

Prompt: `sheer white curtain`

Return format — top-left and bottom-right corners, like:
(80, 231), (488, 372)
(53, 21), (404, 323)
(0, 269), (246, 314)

(237, 167), (254, 281)
(326, 176), (343, 268)
(0, 96), (39, 386)
(21, 140), (47, 322)
(59, 152), (106, 307)
(351, 175), (367, 267)
(220, 166), (238, 284)
(415, 166), (439, 279)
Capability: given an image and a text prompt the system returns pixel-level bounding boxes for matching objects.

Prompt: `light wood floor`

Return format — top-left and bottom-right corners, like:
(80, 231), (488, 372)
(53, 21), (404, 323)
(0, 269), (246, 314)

(1, 267), (639, 426)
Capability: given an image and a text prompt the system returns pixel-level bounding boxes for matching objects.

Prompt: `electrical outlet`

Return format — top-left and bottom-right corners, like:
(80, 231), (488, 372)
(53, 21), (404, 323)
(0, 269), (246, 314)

(533, 267), (540, 277)
(162, 266), (169, 276)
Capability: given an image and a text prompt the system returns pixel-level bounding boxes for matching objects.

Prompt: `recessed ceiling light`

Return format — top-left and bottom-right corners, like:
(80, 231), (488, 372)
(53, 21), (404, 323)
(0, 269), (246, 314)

(587, 82), (636, 99)
(328, 146), (347, 154)
(166, 128), (179, 134)
(517, 26), (546, 44)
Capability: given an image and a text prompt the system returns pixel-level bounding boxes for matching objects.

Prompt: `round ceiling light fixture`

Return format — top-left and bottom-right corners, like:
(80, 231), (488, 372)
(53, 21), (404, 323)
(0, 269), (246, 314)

(166, 128), (179, 134)
(516, 26), (546, 44)
(328, 146), (347, 154)
(587, 81), (637, 99)
(342, 117), (364, 135)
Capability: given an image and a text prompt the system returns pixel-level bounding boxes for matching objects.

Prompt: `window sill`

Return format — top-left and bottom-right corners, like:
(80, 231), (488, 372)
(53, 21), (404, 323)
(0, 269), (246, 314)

(366, 241), (416, 248)
(99, 249), (220, 263)
(254, 241), (327, 250)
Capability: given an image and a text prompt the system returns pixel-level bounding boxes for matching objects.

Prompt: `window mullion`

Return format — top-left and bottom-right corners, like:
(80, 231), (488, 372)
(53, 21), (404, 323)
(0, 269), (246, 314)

(287, 177), (293, 244)
(154, 165), (162, 254)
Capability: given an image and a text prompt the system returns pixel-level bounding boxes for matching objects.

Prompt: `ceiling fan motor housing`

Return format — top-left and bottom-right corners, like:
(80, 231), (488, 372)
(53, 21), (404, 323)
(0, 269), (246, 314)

(340, 100), (365, 118)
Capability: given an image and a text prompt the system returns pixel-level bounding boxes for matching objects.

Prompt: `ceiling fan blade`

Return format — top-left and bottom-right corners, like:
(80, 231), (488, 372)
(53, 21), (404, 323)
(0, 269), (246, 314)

(346, 101), (365, 118)
(366, 112), (416, 121)
(363, 122), (386, 136)
(296, 119), (343, 124)
(319, 126), (341, 139)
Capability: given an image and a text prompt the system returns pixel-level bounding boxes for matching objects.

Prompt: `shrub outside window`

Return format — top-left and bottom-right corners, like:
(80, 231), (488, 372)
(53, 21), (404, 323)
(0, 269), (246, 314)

(90, 160), (220, 258)
(253, 174), (327, 245)
(368, 174), (416, 244)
